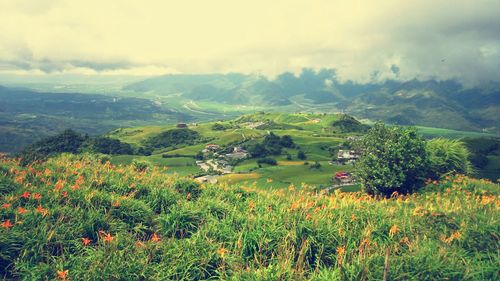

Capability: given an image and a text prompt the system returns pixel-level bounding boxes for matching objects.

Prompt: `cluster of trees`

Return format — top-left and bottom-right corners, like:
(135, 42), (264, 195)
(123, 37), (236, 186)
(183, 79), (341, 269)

(144, 128), (201, 149)
(463, 137), (499, 169)
(211, 123), (236, 131)
(19, 130), (135, 165)
(331, 114), (370, 133)
(355, 123), (473, 196)
(246, 133), (295, 158)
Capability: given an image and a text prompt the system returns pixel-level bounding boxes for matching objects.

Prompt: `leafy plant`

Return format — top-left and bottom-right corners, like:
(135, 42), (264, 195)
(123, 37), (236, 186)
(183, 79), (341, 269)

(355, 122), (429, 196)
(426, 138), (473, 179)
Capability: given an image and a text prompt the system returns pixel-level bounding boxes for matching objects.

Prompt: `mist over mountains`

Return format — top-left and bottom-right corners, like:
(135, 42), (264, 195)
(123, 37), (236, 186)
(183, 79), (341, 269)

(125, 69), (500, 132)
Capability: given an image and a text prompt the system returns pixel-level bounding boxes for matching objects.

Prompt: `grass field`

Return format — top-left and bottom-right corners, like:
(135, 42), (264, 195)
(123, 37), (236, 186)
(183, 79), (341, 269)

(1, 154), (498, 280)
(415, 126), (497, 139)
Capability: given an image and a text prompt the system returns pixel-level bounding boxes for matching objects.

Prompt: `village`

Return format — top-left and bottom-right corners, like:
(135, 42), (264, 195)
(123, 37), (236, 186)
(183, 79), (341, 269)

(193, 141), (361, 189)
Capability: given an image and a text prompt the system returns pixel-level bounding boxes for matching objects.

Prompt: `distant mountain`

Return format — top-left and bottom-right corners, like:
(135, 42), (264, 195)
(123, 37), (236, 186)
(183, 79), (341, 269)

(0, 86), (191, 153)
(125, 70), (500, 133)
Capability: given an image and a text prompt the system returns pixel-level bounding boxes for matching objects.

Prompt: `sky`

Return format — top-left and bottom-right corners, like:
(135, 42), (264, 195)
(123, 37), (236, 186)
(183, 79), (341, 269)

(0, 0), (499, 84)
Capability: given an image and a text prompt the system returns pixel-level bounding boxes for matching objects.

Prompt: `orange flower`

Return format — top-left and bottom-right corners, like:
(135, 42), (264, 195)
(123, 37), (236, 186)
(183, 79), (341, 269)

(102, 233), (114, 243)
(61, 191), (68, 198)
(54, 180), (65, 191)
(44, 168), (52, 177)
(82, 237), (92, 246)
(151, 233), (161, 243)
(112, 201), (120, 207)
(32, 193), (42, 200)
(135, 241), (146, 248)
(2, 220), (14, 229)
(57, 270), (68, 281)
(217, 247), (229, 258)
(248, 201), (255, 209)
(336, 246), (346, 255)
(1, 203), (11, 209)
(36, 205), (48, 215)
(266, 178), (273, 183)
(350, 214), (357, 222)
(389, 225), (400, 237)
(21, 191), (31, 199)
(17, 207), (27, 214)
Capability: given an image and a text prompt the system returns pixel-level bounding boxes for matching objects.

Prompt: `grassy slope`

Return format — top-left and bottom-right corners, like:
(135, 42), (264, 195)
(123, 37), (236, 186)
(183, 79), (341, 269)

(1, 154), (498, 280)
(106, 113), (353, 188)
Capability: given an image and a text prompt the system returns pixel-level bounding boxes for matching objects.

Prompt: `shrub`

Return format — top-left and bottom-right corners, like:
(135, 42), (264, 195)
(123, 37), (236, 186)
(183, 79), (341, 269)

(172, 179), (202, 199)
(132, 159), (150, 172)
(297, 150), (307, 160)
(355, 122), (428, 196)
(426, 138), (473, 179)
(257, 158), (278, 166)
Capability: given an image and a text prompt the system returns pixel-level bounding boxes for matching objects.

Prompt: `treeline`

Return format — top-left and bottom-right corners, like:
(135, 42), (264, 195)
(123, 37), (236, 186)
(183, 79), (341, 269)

(18, 130), (138, 165)
(143, 128), (202, 150)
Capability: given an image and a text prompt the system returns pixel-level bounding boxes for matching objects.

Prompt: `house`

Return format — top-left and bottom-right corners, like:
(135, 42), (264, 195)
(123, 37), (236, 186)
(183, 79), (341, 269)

(337, 150), (360, 163)
(205, 144), (220, 150)
(225, 147), (249, 160)
(333, 172), (353, 184)
(176, 123), (188, 128)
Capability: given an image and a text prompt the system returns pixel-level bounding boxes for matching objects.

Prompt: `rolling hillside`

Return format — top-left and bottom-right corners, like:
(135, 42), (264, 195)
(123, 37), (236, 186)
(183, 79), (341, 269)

(124, 71), (500, 133)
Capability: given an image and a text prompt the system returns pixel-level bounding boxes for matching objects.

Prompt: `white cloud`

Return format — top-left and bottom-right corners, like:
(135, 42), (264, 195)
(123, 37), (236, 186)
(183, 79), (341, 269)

(0, 0), (499, 83)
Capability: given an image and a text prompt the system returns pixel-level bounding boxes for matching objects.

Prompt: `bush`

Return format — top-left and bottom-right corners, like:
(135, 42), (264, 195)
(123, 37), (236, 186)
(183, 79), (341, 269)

(355, 122), (428, 196)
(426, 138), (473, 179)
(132, 159), (150, 172)
(257, 158), (277, 166)
(297, 151), (307, 160)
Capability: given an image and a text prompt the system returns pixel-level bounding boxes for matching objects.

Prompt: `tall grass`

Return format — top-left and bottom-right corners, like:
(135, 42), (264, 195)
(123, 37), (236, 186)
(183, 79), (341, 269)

(427, 138), (474, 178)
(0, 153), (498, 280)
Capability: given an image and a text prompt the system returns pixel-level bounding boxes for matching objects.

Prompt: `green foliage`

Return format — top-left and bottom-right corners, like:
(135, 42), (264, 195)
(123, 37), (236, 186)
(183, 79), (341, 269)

(426, 138), (473, 179)
(18, 129), (88, 165)
(81, 136), (134, 155)
(257, 158), (278, 166)
(297, 150), (307, 160)
(355, 122), (429, 196)
(0, 154), (498, 280)
(144, 128), (201, 149)
(331, 114), (370, 133)
(246, 133), (295, 158)
(132, 159), (150, 172)
(18, 130), (135, 165)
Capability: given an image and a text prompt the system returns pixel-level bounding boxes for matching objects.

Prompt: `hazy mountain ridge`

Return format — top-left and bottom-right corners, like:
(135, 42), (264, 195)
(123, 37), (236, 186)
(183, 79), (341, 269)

(125, 71), (500, 132)
(0, 86), (191, 152)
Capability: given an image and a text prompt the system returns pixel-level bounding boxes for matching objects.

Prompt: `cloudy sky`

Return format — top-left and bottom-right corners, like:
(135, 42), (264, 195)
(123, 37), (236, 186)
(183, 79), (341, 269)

(0, 0), (499, 83)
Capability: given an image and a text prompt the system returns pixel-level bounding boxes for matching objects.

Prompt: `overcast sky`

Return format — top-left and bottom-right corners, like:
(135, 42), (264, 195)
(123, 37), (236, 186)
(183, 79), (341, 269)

(0, 0), (499, 83)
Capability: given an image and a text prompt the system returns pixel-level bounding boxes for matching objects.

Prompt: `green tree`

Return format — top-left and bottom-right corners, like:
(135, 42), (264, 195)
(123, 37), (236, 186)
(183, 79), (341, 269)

(355, 122), (428, 196)
(426, 138), (473, 179)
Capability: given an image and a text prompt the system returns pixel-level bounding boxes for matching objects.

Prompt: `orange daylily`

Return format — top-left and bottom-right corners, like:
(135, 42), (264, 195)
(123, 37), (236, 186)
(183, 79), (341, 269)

(151, 233), (161, 243)
(21, 191), (31, 199)
(32, 193), (42, 200)
(44, 168), (52, 176)
(1, 203), (11, 209)
(17, 207), (27, 214)
(57, 270), (68, 281)
(2, 220), (14, 229)
(101, 232), (114, 243)
(82, 237), (92, 246)
(217, 247), (229, 258)
(36, 205), (48, 215)
(389, 225), (400, 237)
